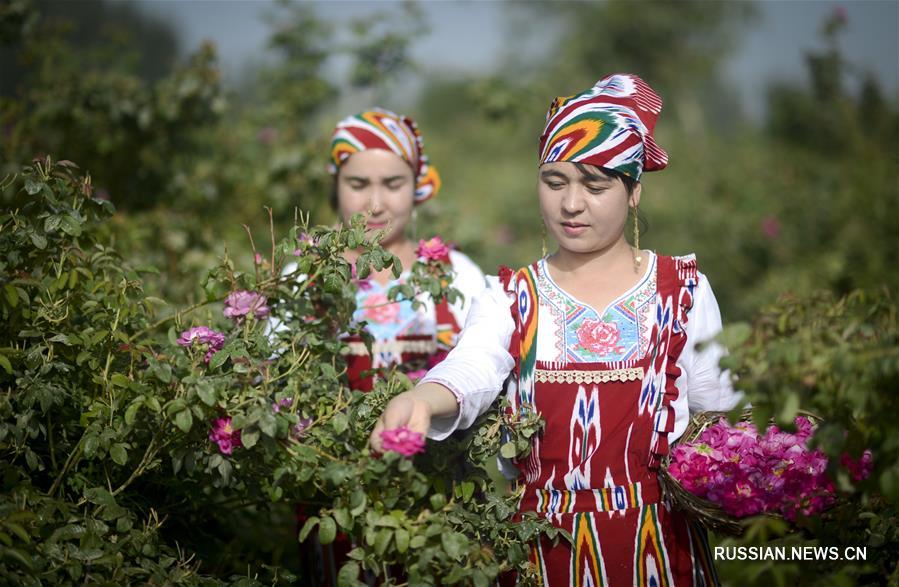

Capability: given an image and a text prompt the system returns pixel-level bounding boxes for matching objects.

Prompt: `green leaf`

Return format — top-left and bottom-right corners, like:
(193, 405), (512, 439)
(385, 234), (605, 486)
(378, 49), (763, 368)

(337, 561), (362, 586)
(30, 233), (48, 249)
(460, 480), (475, 503)
(241, 428), (260, 449)
(429, 494), (446, 510)
(500, 441), (517, 459)
(394, 528), (410, 553)
(299, 517), (319, 542)
(44, 215), (62, 233)
(174, 409), (193, 433)
(717, 322), (752, 349)
(779, 391), (800, 424)
(350, 490), (367, 516)
(59, 214), (83, 237)
(110, 374), (131, 388)
(0, 354), (12, 375)
(319, 516), (337, 545)
(208, 350), (228, 370)
(24, 178), (42, 195)
(109, 443), (128, 465)
(441, 531), (468, 559)
(333, 508), (352, 530)
(124, 401), (142, 426)
(1, 547), (32, 570)
(373, 528), (392, 556)
(4, 522), (30, 544)
(196, 380), (216, 405)
(331, 412), (348, 435)
(4, 285), (18, 308)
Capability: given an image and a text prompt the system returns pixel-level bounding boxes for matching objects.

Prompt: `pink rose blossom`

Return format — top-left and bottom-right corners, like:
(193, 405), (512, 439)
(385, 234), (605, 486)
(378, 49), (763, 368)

(292, 417), (313, 440)
(406, 369), (428, 382)
(416, 236), (451, 262)
(362, 293), (400, 324)
(380, 426), (426, 456)
(209, 417), (242, 455)
(224, 290), (270, 321)
(761, 216), (781, 240)
(176, 326), (225, 363)
(272, 397), (294, 413)
(840, 450), (873, 482)
(576, 318), (621, 356)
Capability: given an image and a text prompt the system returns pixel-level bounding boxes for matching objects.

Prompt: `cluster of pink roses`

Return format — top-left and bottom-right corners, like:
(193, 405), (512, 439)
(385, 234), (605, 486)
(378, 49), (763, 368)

(175, 289), (271, 454)
(668, 416), (873, 520)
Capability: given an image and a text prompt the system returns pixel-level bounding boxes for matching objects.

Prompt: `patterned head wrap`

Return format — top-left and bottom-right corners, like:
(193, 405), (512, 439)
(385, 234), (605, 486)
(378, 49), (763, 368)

(538, 73), (668, 181)
(328, 108), (441, 204)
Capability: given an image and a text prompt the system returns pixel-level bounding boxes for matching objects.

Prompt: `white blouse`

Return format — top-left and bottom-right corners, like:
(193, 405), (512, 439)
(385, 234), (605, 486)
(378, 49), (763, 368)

(422, 253), (744, 445)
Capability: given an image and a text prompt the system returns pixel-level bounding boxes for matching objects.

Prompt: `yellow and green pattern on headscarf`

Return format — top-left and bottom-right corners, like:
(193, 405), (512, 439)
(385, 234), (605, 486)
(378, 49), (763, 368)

(538, 73), (669, 181)
(328, 108), (441, 204)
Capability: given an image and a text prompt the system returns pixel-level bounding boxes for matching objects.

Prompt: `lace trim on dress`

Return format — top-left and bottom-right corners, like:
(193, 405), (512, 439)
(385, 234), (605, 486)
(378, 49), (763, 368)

(534, 367), (644, 384)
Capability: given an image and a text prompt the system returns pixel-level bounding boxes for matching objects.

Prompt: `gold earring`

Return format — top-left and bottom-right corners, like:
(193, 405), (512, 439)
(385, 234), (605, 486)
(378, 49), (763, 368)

(541, 221), (548, 258)
(632, 204), (642, 270)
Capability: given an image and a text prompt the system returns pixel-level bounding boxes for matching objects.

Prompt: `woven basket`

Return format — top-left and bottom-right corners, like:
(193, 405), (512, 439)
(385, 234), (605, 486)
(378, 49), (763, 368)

(659, 409), (823, 537)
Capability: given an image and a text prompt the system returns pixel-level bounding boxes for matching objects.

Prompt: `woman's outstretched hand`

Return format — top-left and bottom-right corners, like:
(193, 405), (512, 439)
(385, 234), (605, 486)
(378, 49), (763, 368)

(369, 383), (459, 453)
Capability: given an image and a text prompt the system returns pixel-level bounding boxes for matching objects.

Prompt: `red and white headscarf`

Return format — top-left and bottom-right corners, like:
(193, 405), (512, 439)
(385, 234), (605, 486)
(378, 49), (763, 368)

(538, 73), (668, 180)
(328, 108), (441, 204)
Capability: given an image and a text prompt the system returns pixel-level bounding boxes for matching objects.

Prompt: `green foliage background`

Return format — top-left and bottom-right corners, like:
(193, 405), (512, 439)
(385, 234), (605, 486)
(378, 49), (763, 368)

(1, 0), (897, 585)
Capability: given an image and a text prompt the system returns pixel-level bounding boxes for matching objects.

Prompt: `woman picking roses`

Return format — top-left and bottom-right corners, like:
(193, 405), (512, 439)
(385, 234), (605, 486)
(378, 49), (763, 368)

(371, 74), (745, 585)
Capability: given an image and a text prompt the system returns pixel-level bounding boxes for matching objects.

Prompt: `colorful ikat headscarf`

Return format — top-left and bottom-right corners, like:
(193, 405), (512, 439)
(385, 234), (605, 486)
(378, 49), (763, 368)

(328, 108), (441, 204)
(538, 73), (669, 181)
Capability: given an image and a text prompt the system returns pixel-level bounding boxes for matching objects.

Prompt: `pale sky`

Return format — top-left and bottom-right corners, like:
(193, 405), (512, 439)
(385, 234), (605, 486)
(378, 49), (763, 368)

(135, 0), (899, 121)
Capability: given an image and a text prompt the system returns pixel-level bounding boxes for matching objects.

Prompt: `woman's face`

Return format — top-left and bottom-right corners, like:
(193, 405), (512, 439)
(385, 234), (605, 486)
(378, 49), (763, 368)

(336, 149), (416, 246)
(537, 162), (641, 255)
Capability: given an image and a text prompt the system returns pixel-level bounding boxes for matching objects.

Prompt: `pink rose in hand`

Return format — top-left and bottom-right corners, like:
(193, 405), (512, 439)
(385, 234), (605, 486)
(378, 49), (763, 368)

(380, 426), (426, 456)
(416, 236), (451, 262)
(575, 318), (621, 356)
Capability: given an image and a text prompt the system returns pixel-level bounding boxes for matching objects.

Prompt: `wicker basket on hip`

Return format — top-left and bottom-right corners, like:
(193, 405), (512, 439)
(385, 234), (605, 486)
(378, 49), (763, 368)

(659, 409), (823, 537)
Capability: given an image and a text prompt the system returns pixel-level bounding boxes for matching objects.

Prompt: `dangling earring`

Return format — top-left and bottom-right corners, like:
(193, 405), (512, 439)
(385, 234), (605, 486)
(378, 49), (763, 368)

(541, 221), (548, 258)
(632, 203), (642, 271)
(411, 208), (418, 241)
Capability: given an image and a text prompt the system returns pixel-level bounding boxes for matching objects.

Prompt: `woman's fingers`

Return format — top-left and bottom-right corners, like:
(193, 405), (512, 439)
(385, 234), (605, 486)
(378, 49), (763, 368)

(369, 393), (432, 453)
(381, 395), (414, 430)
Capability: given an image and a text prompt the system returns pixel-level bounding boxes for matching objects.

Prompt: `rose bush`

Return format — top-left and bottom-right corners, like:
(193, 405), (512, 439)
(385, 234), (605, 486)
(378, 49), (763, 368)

(0, 158), (554, 585)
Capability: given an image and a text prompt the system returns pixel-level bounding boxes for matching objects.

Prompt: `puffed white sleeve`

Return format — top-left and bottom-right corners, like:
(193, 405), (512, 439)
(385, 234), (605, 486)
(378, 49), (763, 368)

(420, 275), (516, 440)
(446, 249), (487, 328)
(669, 272), (746, 443)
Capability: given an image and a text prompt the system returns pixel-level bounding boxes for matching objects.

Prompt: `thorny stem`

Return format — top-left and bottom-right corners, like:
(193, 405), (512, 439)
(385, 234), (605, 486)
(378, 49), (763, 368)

(244, 224), (260, 285)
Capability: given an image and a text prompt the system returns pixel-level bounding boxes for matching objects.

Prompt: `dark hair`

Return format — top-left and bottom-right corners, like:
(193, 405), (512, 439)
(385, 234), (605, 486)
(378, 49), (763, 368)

(329, 177), (339, 211)
(573, 162), (638, 195)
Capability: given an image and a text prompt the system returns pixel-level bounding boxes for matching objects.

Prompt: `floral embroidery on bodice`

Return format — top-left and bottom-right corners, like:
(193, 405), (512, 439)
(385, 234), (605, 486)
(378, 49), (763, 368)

(536, 253), (657, 363)
(352, 276), (432, 341)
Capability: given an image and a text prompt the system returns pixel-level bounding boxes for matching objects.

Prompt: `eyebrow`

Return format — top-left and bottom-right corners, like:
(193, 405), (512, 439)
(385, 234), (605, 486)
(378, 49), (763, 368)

(343, 175), (408, 182)
(582, 175), (614, 185)
(540, 170), (569, 181)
